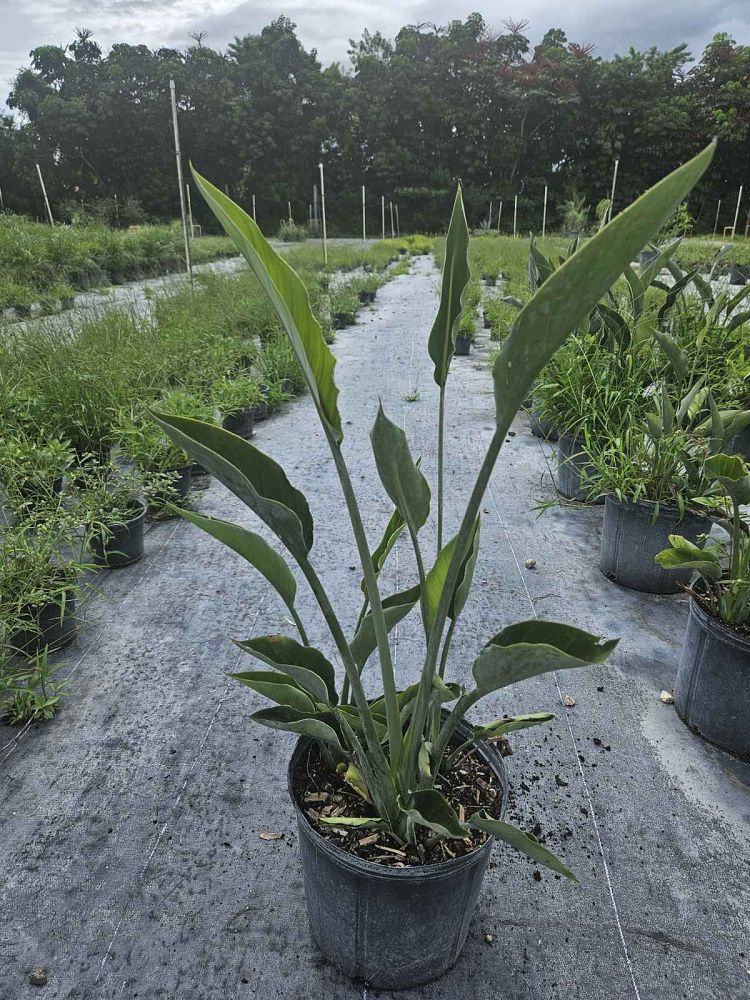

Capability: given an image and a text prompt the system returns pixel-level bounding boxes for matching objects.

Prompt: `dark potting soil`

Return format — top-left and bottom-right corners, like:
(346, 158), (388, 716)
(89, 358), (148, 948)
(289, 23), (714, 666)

(690, 587), (750, 641)
(292, 739), (504, 868)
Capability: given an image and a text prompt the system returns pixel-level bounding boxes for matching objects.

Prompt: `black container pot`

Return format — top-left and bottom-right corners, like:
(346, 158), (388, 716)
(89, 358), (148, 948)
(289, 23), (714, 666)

(358, 289), (376, 304)
(600, 497), (711, 594)
(221, 407), (255, 439)
(149, 465), (192, 509)
(90, 500), (146, 569)
(60, 296), (75, 311)
(14, 304), (32, 319)
(639, 249), (658, 268)
(252, 401), (269, 422)
(483, 314), (492, 329)
(333, 311), (356, 329)
(726, 424), (750, 462)
(528, 405), (557, 442)
(675, 597), (750, 759)
(9, 589), (77, 655)
(556, 435), (603, 504)
(289, 717), (509, 990)
(729, 264), (749, 285)
(281, 378), (295, 395)
(482, 274), (497, 286)
(110, 270), (126, 286)
(454, 335), (472, 357)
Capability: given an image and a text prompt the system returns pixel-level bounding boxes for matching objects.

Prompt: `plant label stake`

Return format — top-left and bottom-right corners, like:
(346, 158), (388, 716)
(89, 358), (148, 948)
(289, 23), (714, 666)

(395, 204), (400, 238)
(488, 200), (493, 229)
(288, 201), (293, 224)
(169, 79), (193, 287)
(513, 195), (518, 237)
(713, 199), (721, 238)
(497, 200), (502, 231)
(35, 163), (54, 226)
(113, 191), (119, 224)
(252, 194), (257, 222)
(381, 195), (385, 240)
(542, 185), (548, 237)
(390, 201), (395, 238)
(318, 162), (328, 266)
(362, 185), (366, 240)
(732, 186), (743, 239)
(608, 159), (619, 223)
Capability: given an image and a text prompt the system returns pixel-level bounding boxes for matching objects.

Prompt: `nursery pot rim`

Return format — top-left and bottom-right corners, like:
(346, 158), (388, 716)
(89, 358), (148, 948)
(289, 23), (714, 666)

(687, 591), (750, 651)
(604, 494), (709, 523)
(288, 720), (509, 882)
(101, 497), (147, 530)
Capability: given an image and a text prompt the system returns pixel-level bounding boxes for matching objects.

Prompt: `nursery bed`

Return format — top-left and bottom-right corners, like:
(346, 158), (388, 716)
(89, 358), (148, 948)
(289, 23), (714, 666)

(0, 256), (748, 1000)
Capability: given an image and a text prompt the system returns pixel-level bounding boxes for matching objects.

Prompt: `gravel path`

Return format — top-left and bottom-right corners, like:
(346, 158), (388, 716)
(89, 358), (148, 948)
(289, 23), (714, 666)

(1, 256), (748, 1000)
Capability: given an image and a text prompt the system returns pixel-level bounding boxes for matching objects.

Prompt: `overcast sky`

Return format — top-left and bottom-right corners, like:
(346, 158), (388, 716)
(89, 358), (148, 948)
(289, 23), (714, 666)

(1, 0), (748, 106)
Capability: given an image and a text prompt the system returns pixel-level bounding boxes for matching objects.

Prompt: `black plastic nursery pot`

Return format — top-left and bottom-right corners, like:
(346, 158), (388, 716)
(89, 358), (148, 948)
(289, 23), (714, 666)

(528, 398), (557, 442)
(727, 424), (750, 462)
(481, 274), (497, 286)
(454, 335), (472, 357)
(149, 465), (192, 510)
(90, 500), (146, 569)
(9, 590), (77, 655)
(556, 435), (603, 504)
(289, 717), (509, 990)
(675, 597), (750, 759)
(639, 249), (658, 268)
(358, 290), (376, 304)
(221, 407), (255, 440)
(599, 497), (710, 594)
(333, 311), (356, 329)
(729, 264), (749, 285)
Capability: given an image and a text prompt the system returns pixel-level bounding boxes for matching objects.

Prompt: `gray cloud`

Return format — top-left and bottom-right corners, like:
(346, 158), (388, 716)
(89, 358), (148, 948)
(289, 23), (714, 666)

(1, 0), (748, 104)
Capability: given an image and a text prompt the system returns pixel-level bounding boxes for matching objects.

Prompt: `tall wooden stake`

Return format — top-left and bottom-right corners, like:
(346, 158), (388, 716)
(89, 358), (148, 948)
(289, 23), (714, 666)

(488, 200), (493, 228)
(36, 163), (54, 225)
(497, 200), (502, 231)
(186, 184), (194, 239)
(713, 199), (721, 238)
(169, 79), (192, 286)
(381, 195), (386, 239)
(513, 195), (518, 237)
(252, 194), (256, 222)
(113, 192), (119, 225)
(319, 162), (328, 266)
(608, 159), (619, 223)
(389, 201), (395, 238)
(362, 185), (366, 240)
(288, 200), (293, 223)
(395, 204), (400, 238)
(732, 186), (743, 239)
(542, 185), (548, 237)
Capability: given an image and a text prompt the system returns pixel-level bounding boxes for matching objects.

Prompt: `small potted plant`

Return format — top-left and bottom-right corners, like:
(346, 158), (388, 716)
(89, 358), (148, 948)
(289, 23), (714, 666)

(150, 146), (711, 987)
(330, 287), (359, 329)
(0, 432), (74, 521)
(75, 464), (147, 569)
(656, 452), (750, 757)
(212, 375), (263, 440)
(116, 408), (195, 514)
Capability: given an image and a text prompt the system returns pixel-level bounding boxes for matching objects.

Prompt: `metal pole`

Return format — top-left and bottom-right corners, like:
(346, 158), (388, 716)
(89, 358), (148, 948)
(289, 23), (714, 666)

(288, 200), (293, 224)
(731, 186), (743, 239)
(713, 199), (721, 239)
(186, 184), (194, 240)
(113, 192), (119, 225)
(497, 200), (502, 231)
(488, 200), (493, 228)
(362, 185), (366, 241)
(381, 195), (385, 239)
(513, 195), (518, 237)
(389, 201), (395, 238)
(395, 204), (400, 239)
(318, 162), (328, 266)
(252, 194), (256, 222)
(313, 185), (319, 225)
(36, 163), (54, 225)
(542, 185), (548, 238)
(608, 159), (619, 223)
(169, 79), (192, 286)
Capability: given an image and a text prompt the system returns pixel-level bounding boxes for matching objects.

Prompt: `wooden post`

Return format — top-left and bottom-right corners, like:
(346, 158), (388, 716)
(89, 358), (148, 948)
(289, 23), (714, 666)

(542, 185), (548, 238)
(288, 201), (293, 223)
(731, 186), (743, 239)
(608, 159), (619, 223)
(169, 79), (192, 286)
(497, 200), (502, 231)
(389, 201), (395, 238)
(319, 162), (328, 266)
(36, 163), (54, 225)
(0, 186), (4, 211)
(362, 184), (366, 240)
(381, 195), (385, 239)
(186, 184), (194, 240)
(513, 195), (518, 237)
(113, 192), (119, 225)
(713, 199), (721, 238)
(395, 204), (400, 238)
(488, 200), (493, 229)
(252, 194), (256, 222)
(313, 185), (319, 226)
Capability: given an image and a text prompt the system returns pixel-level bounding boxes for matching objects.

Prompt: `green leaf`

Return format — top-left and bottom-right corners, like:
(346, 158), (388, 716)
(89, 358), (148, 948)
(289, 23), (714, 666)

(704, 453), (750, 505)
(491, 143), (714, 430)
(191, 167), (342, 442)
(652, 329), (689, 379)
(654, 536), (721, 581)
(472, 712), (556, 740)
(317, 815), (384, 828)
(471, 621), (618, 697)
(235, 635), (338, 705)
(177, 509), (297, 614)
(467, 814), (575, 880)
(361, 506), (406, 595)
(426, 518), (480, 625)
(728, 310), (750, 333)
(371, 404), (431, 537)
(230, 670), (315, 712)
(250, 705), (342, 748)
(151, 412), (313, 557)
(350, 584), (421, 667)
(428, 183), (471, 386)
(418, 741), (433, 780)
(405, 788), (468, 839)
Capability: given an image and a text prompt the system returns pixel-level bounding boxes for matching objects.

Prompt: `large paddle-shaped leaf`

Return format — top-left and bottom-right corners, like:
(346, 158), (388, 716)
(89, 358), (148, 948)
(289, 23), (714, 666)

(704, 453), (750, 505)
(152, 412), (313, 558)
(235, 635), (338, 705)
(191, 167), (342, 443)
(654, 536), (722, 581)
(371, 404), (430, 536)
(231, 671), (316, 712)
(177, 508), (298, 615)
(425, 519), (481, 624)
(360, 505), (406, 595)
(350, 584), (421, 667)
(405, 788), (467, 838)
(428, 184), (471, 386)
(471, 621), (617, 697)
(491, 143), (715, 432)
(250, 706), (342, 749)
(467, 814), (575, 879)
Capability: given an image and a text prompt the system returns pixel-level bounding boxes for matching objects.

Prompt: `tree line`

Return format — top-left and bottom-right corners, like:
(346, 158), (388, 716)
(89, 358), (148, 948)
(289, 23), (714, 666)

(1, 15), (748, 234)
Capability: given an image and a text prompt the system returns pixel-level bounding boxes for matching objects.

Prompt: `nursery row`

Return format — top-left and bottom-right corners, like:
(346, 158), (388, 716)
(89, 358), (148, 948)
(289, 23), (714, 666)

(0, 236), (423, 723)
(0, 215), (235, 316)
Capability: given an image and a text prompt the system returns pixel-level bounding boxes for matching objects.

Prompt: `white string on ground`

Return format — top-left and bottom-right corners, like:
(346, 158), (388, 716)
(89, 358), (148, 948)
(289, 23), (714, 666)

(484, 470), (643, 1000)
(95, 589), (270, 986)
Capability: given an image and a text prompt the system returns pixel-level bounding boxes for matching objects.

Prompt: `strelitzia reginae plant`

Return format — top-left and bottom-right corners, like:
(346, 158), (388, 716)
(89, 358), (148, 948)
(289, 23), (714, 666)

(153, 143), (715, 878)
